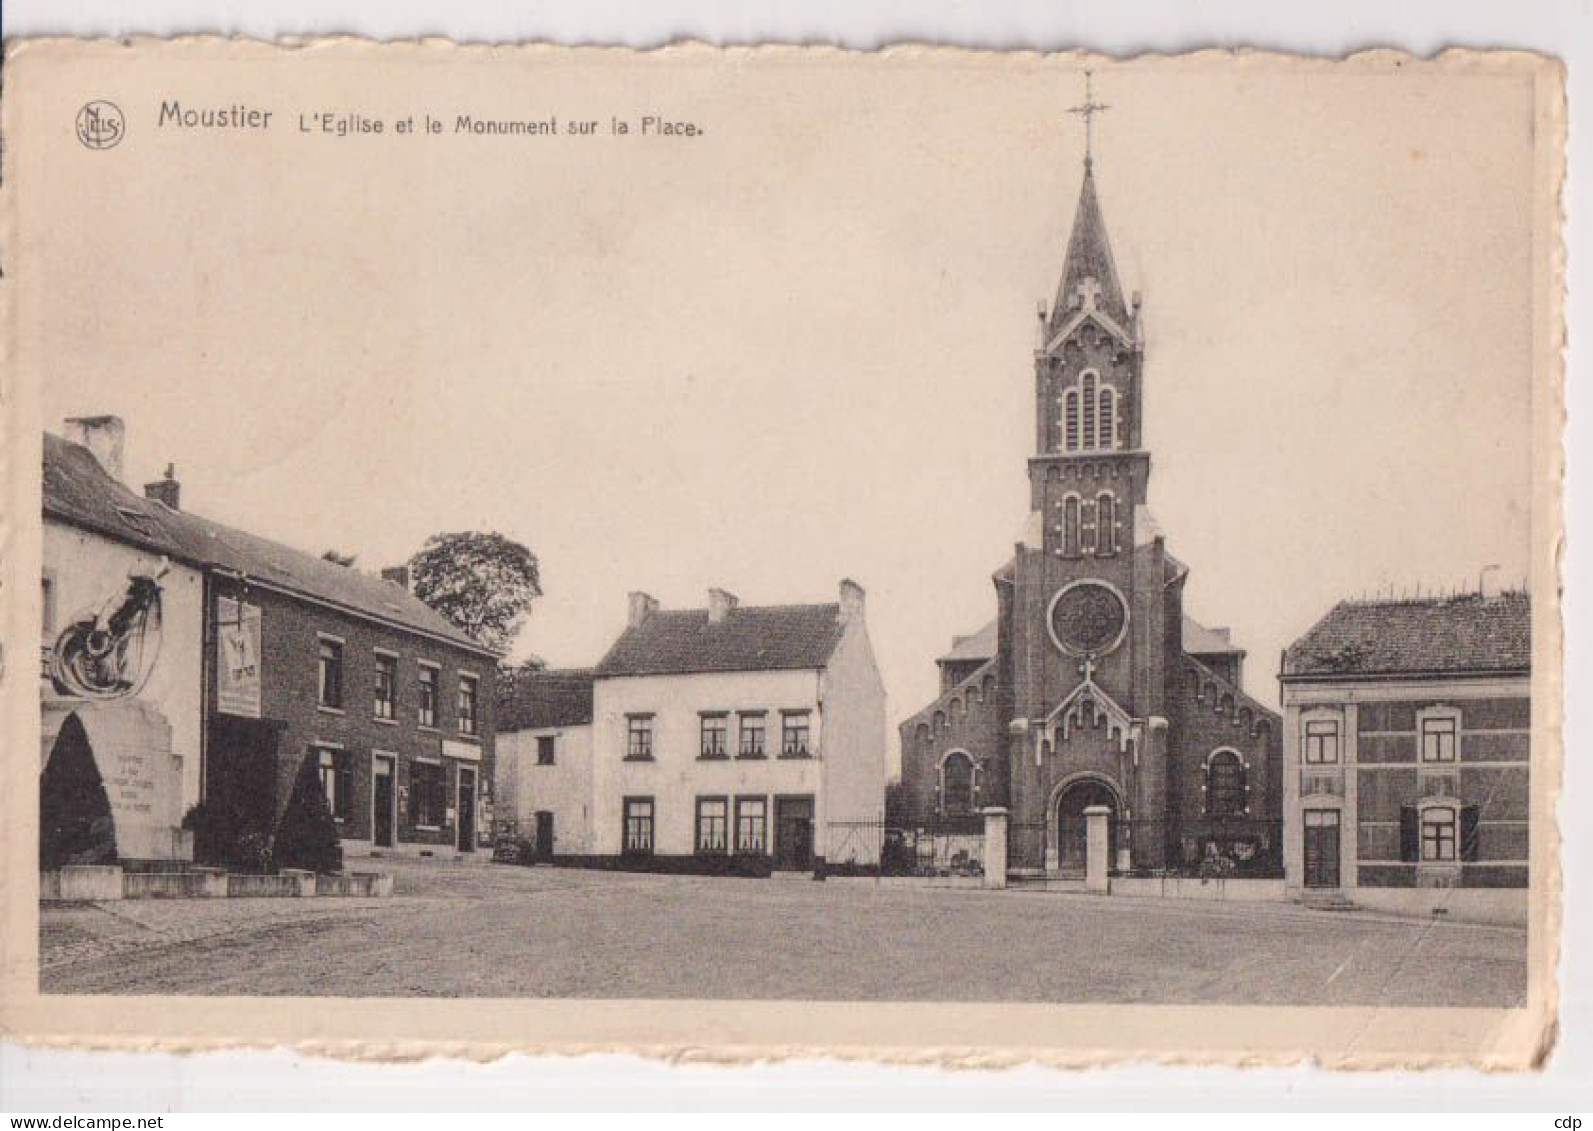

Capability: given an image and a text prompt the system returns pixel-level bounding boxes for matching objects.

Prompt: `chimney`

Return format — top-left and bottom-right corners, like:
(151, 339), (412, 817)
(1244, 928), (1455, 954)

(838, 578), (866, 625)
(381, 565), (410, 591)
(64, 415), (126, 481)
(628, 591), (660, 629)
(143, 463), (180, 510)
(708, 587), (739, 624)
(1479, 565), (1503, 601)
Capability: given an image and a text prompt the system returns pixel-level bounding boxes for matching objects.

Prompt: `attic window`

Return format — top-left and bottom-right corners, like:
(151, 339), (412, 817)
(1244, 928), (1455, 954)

(115, 506), (157, 537)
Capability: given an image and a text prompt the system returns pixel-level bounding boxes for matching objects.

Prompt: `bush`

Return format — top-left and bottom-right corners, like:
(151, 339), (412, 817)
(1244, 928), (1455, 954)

(40, 715), (118, 870)
(182, 800), (272, 873)
(272, 755), (344, 874)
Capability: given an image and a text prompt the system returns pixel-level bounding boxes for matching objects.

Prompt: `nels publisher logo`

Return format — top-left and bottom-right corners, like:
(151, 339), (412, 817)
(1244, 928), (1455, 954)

(75, 100), (125, 150)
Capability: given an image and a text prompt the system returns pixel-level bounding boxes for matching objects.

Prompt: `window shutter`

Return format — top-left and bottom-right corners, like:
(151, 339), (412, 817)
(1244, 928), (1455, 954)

(1461, 804), (1481, 862)
(1399, 804), (1418, 862)
(339, 757), (354, 818)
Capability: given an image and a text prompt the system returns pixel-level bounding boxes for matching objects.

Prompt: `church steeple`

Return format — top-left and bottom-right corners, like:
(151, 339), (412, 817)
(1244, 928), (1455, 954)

(1049, 160), (1130, 335)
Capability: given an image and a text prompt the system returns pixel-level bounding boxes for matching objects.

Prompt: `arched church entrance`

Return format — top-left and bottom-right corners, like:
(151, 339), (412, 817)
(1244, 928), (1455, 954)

(1055, 777), (1118, 876)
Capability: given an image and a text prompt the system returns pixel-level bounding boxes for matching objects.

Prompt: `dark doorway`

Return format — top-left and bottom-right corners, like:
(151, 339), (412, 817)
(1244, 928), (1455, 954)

(201, 715), (282, 871)
(535, 810), (555, 859)
(1055, 779), (1118, 875)
(457, 766), (477, 853)
(774, 795), (814, 870)
(372, 755), (396, 849)
(40, 713), (117, 869)
(1303, 809), (1341, 888)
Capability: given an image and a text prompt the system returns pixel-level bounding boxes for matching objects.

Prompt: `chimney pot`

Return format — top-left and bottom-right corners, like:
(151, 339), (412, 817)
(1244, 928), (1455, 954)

(64, 415), (126, 482)
(628, 591), (660, 629)
(143, 463), (180, 510)
(708, 587), (739, 624)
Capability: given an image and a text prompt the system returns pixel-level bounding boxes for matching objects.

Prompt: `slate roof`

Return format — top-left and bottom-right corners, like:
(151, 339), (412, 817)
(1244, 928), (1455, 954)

(499, 668), (596, 731)
(594, 604), (845, 678)
(1049, 162), (1130, 334)
(44, 432), (493, 656)
(1282, 593), (1531, 680)
(938, 619), (998, 664)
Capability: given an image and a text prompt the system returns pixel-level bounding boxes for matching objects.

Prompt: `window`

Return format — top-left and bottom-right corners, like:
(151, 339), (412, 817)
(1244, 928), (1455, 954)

(1205, 750), (1246, 817)
(536, 735), (556, 766)
(940, 752), (974, 815)
(1081, 372), (1097, 447)
(737, 712), (767, 759)
(409, 760), (445, 828)
(623, 797), (655, 854)
(41, 576), (56, 637)
(1421, 806), (1457, 862)
(780, 711), (812, 758)
(735, 797), (768, 853)
(699, 714), (729, 760)
(315, 746), (353, 821)
(1097, 386), (1117, 449)
(626, 715), (655, 761)
(1095, 492), (1116, 556)
(456, 673), (479, 736)
(417, 664), (438, 728)
(695, 797), (729, 854)
(1062, 495), (1081, 556)
(317, 638), (344, 709)
(1421, 716), (1457, 763)
(1063, 389), (1081, 451)
(373, 653), (397, 720)
(1303, 719), (1340, 764)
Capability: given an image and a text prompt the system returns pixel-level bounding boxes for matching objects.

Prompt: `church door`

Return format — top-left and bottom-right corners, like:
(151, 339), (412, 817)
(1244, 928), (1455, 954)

(1056, 780), (1117, 875)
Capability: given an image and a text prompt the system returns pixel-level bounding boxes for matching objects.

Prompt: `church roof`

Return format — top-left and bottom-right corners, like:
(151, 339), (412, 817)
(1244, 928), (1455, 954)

(1049, 162), (1130, 335)
(594, 603), (845, 678)
(1282, 592), (1531, 680)
(938, 619), (998, 664)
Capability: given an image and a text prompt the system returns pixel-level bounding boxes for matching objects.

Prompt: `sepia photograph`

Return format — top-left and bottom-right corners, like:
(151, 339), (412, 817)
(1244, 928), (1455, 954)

(0, 35), (1563, 1072)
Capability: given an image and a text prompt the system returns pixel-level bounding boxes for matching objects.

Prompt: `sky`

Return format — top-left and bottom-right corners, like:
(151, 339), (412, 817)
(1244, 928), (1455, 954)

(21, 48), (1539, 771)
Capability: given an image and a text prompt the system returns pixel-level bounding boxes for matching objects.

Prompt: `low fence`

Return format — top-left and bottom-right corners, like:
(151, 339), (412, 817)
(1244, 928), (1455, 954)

(39, 865), (395, 902)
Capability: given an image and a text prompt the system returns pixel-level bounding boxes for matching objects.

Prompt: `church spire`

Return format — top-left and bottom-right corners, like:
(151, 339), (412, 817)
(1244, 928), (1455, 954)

(1050, 73), (1130, 335)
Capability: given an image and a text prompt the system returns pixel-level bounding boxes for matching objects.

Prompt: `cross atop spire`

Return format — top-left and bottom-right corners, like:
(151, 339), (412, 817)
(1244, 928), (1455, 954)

(1067, 70), (1111, 168)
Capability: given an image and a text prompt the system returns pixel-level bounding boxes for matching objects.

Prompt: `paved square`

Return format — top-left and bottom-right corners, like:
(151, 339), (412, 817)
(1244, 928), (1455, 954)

(39, 860), (1526, 1005)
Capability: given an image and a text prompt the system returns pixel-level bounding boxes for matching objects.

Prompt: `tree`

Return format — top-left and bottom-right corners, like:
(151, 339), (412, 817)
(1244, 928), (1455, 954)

(274, 754), (344, 874)
(408, 532), (542, 654)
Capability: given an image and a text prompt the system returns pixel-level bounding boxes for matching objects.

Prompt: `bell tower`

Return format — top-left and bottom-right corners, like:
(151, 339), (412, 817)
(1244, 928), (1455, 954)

(1003, 72), (1172, 872)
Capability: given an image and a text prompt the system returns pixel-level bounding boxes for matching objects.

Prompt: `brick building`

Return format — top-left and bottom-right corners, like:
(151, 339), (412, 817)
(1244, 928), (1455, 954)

(898, 153), (1283, 878)
(41, 420), (499, 866)
(1280, 591), (1530, 923)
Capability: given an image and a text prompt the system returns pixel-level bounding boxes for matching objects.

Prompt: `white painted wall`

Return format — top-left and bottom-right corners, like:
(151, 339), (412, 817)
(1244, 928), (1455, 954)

(40, 520), (206, 815)
(819, 609), (889, 854)
(591, 668), (825, 856)
(495, 724), (594, 854)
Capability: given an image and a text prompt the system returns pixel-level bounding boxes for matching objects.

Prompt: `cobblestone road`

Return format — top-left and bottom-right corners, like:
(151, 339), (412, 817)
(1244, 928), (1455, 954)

(39, 860), (1527, 1005)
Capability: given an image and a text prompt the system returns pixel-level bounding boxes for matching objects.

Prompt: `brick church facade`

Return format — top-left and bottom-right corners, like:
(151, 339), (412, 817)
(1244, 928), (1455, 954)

(899, 152), (1283, 878)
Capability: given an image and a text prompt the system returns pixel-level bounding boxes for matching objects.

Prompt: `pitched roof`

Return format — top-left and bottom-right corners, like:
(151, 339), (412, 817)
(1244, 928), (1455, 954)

(43, 432), (193, 561)
(594, 603), (845, 678)
(938, 619), (998, 664)
(499, 668), (595, 731)
(1049, 162), (1130, 334)
(43, 432), (493, 656)
(1282, 593), (1531, 680)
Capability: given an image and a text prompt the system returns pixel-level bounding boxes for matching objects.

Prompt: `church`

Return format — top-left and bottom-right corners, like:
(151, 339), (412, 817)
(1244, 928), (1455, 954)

(898, 122), (1283, 879)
